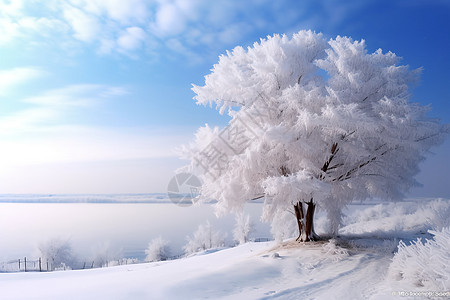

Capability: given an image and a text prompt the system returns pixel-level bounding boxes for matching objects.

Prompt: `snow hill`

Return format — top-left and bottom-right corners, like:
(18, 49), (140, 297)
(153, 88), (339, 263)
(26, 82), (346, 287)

(1, 199), (449, 300)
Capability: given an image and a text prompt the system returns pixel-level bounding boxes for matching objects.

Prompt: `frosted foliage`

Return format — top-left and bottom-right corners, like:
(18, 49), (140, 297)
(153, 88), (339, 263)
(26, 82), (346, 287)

(92, 242), (113, 268)
(233, 213), (254, 244)
(39, 238), (75, 270)
(321, 239), (349, 262)
(389, 228), (450, 290)
(270, 209), (298, 242)
(426, 199), (450, 231)
(192, 30), (328, 114)
(183, 221), (225, 255)
(184, 30), (449, 236)
(145, 237), (170, 262)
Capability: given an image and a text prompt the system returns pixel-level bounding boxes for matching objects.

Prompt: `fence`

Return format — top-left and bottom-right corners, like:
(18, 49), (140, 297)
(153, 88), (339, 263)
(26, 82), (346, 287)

(1, 257), (45, 272)
(0, 258), (98, 273)
(254, 237), (271, 242)
(102, 258), (139, 268)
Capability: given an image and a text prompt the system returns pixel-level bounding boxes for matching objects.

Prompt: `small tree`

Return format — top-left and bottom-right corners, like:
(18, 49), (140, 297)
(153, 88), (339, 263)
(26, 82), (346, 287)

(145, 237), (171, 262)
(182, 30), (448, 241)
(91, 241), (119, 268)
(233, 212), (254, 244)
(183, 221), (224, 255)
(38, 238), (75, 271)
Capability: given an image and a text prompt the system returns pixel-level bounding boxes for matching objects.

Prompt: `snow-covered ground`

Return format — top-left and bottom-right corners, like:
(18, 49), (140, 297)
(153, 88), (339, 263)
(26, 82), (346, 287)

(1, 198), (449, 300)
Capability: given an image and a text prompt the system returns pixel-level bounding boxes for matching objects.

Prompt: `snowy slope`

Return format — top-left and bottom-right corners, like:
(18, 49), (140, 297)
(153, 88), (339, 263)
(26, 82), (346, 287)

(1, 199), (449, 300)
(0, 240), (392, 300)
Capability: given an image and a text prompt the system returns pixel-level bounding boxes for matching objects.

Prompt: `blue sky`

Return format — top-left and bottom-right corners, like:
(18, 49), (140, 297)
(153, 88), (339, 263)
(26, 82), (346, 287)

(0, 0), (449, 196)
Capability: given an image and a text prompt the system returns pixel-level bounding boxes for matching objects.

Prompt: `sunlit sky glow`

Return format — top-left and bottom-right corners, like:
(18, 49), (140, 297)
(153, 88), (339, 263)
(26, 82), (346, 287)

(0, 0), (449, 196)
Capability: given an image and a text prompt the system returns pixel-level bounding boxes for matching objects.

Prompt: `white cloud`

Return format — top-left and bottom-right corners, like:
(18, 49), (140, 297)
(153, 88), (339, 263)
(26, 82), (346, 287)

(0, 107), (58, 132)
(165, 38), (202, 64)
(62, 4), (101, 42)
(23, 84), (118, 107)
(18, 16), (68, 37)
(0, 17), (20, 45)
(0, 84), (128, 133)
(76, 0), (150, 25)
(0, 0), (377, 61)
(218, 23), (251, 45)
(59, 1), (152, 56)
(0, 0), (270, 59)
(0, 67), (43, 96)
(0, 0), (24, 17)
(117, 26), (147, 51)
(98, 86), (129, 97)
(0, 78), (187, 174)
(0, 126), (187, 167)
(152, 2), (187, 36)
(0, 76), (188, 193)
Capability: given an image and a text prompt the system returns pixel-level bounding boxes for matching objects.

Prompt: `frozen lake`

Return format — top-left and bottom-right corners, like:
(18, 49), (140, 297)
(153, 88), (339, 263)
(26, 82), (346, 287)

(0, 198), (270, 264)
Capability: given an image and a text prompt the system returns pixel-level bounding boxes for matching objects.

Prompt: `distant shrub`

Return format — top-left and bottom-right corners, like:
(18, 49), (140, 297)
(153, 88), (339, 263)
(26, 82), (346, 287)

(388, 227), (450, 290)
(91, 241), (123, 268)
(321, 239), (349, 262)
(183, 221), (224, 255)
(145, 237), (171, 262)
(38, 238), (76, 271)
(425, 199), (450, 231)
(270, 209), (297, 242)
(233, 213), (254, 245)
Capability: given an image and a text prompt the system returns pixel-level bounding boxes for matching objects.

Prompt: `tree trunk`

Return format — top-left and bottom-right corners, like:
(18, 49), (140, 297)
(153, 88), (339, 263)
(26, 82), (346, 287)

(294, 201), (304, 241)
(294, 200), (319, 242)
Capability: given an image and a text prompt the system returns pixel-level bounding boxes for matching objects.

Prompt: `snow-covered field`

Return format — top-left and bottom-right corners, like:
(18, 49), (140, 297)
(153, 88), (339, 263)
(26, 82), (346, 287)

(1, 198), (449, 299)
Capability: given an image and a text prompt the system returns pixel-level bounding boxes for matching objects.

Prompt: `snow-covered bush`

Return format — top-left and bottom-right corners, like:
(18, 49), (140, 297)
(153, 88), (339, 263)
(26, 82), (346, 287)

(38, 238), (76, 271)
(145, 236), (171, 262)
(340, 201), (433, 237)
(91, 241), (118, 268)
(425, 199), (450, 231)
(233, 213), (254, 245)
(321, 239), (349, 262)
(54, 263), (72, 271)
(183, 221), (225, 255)
(388, 227), (450, 290)
(270, 208), (297, 242)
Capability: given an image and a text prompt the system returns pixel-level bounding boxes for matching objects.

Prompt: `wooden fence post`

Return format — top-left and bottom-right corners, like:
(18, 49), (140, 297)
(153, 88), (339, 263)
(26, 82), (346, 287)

(18, 259), (21, 271)
(39, 258), (42, 272)
(24, 257), (27, 272)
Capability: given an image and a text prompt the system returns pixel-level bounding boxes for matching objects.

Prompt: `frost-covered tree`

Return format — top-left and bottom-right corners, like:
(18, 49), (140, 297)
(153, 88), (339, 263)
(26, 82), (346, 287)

(91, 242), (111, 268)
(38, 238), (75, 271)
(145, 236), (171, 262)
(233, 213), (254, 244)
(181, 30), (448, 241)
(389, 228), (450, 290)
(183, 221), (224, 255)
(426, 199), (450, 231)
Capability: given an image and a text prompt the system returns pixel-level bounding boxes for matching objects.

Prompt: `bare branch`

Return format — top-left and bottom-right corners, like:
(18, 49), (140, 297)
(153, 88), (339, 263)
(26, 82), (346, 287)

(321, 142), (339, 173)
(361, 81), (387, 102)
(360, 173), (385, 177)
(250, 195), (265, 201)
(327, 163), (344, 171)
(415, 132), (441, 143)
(333, 145), (394, 182)
(342, 130), (356, 140)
